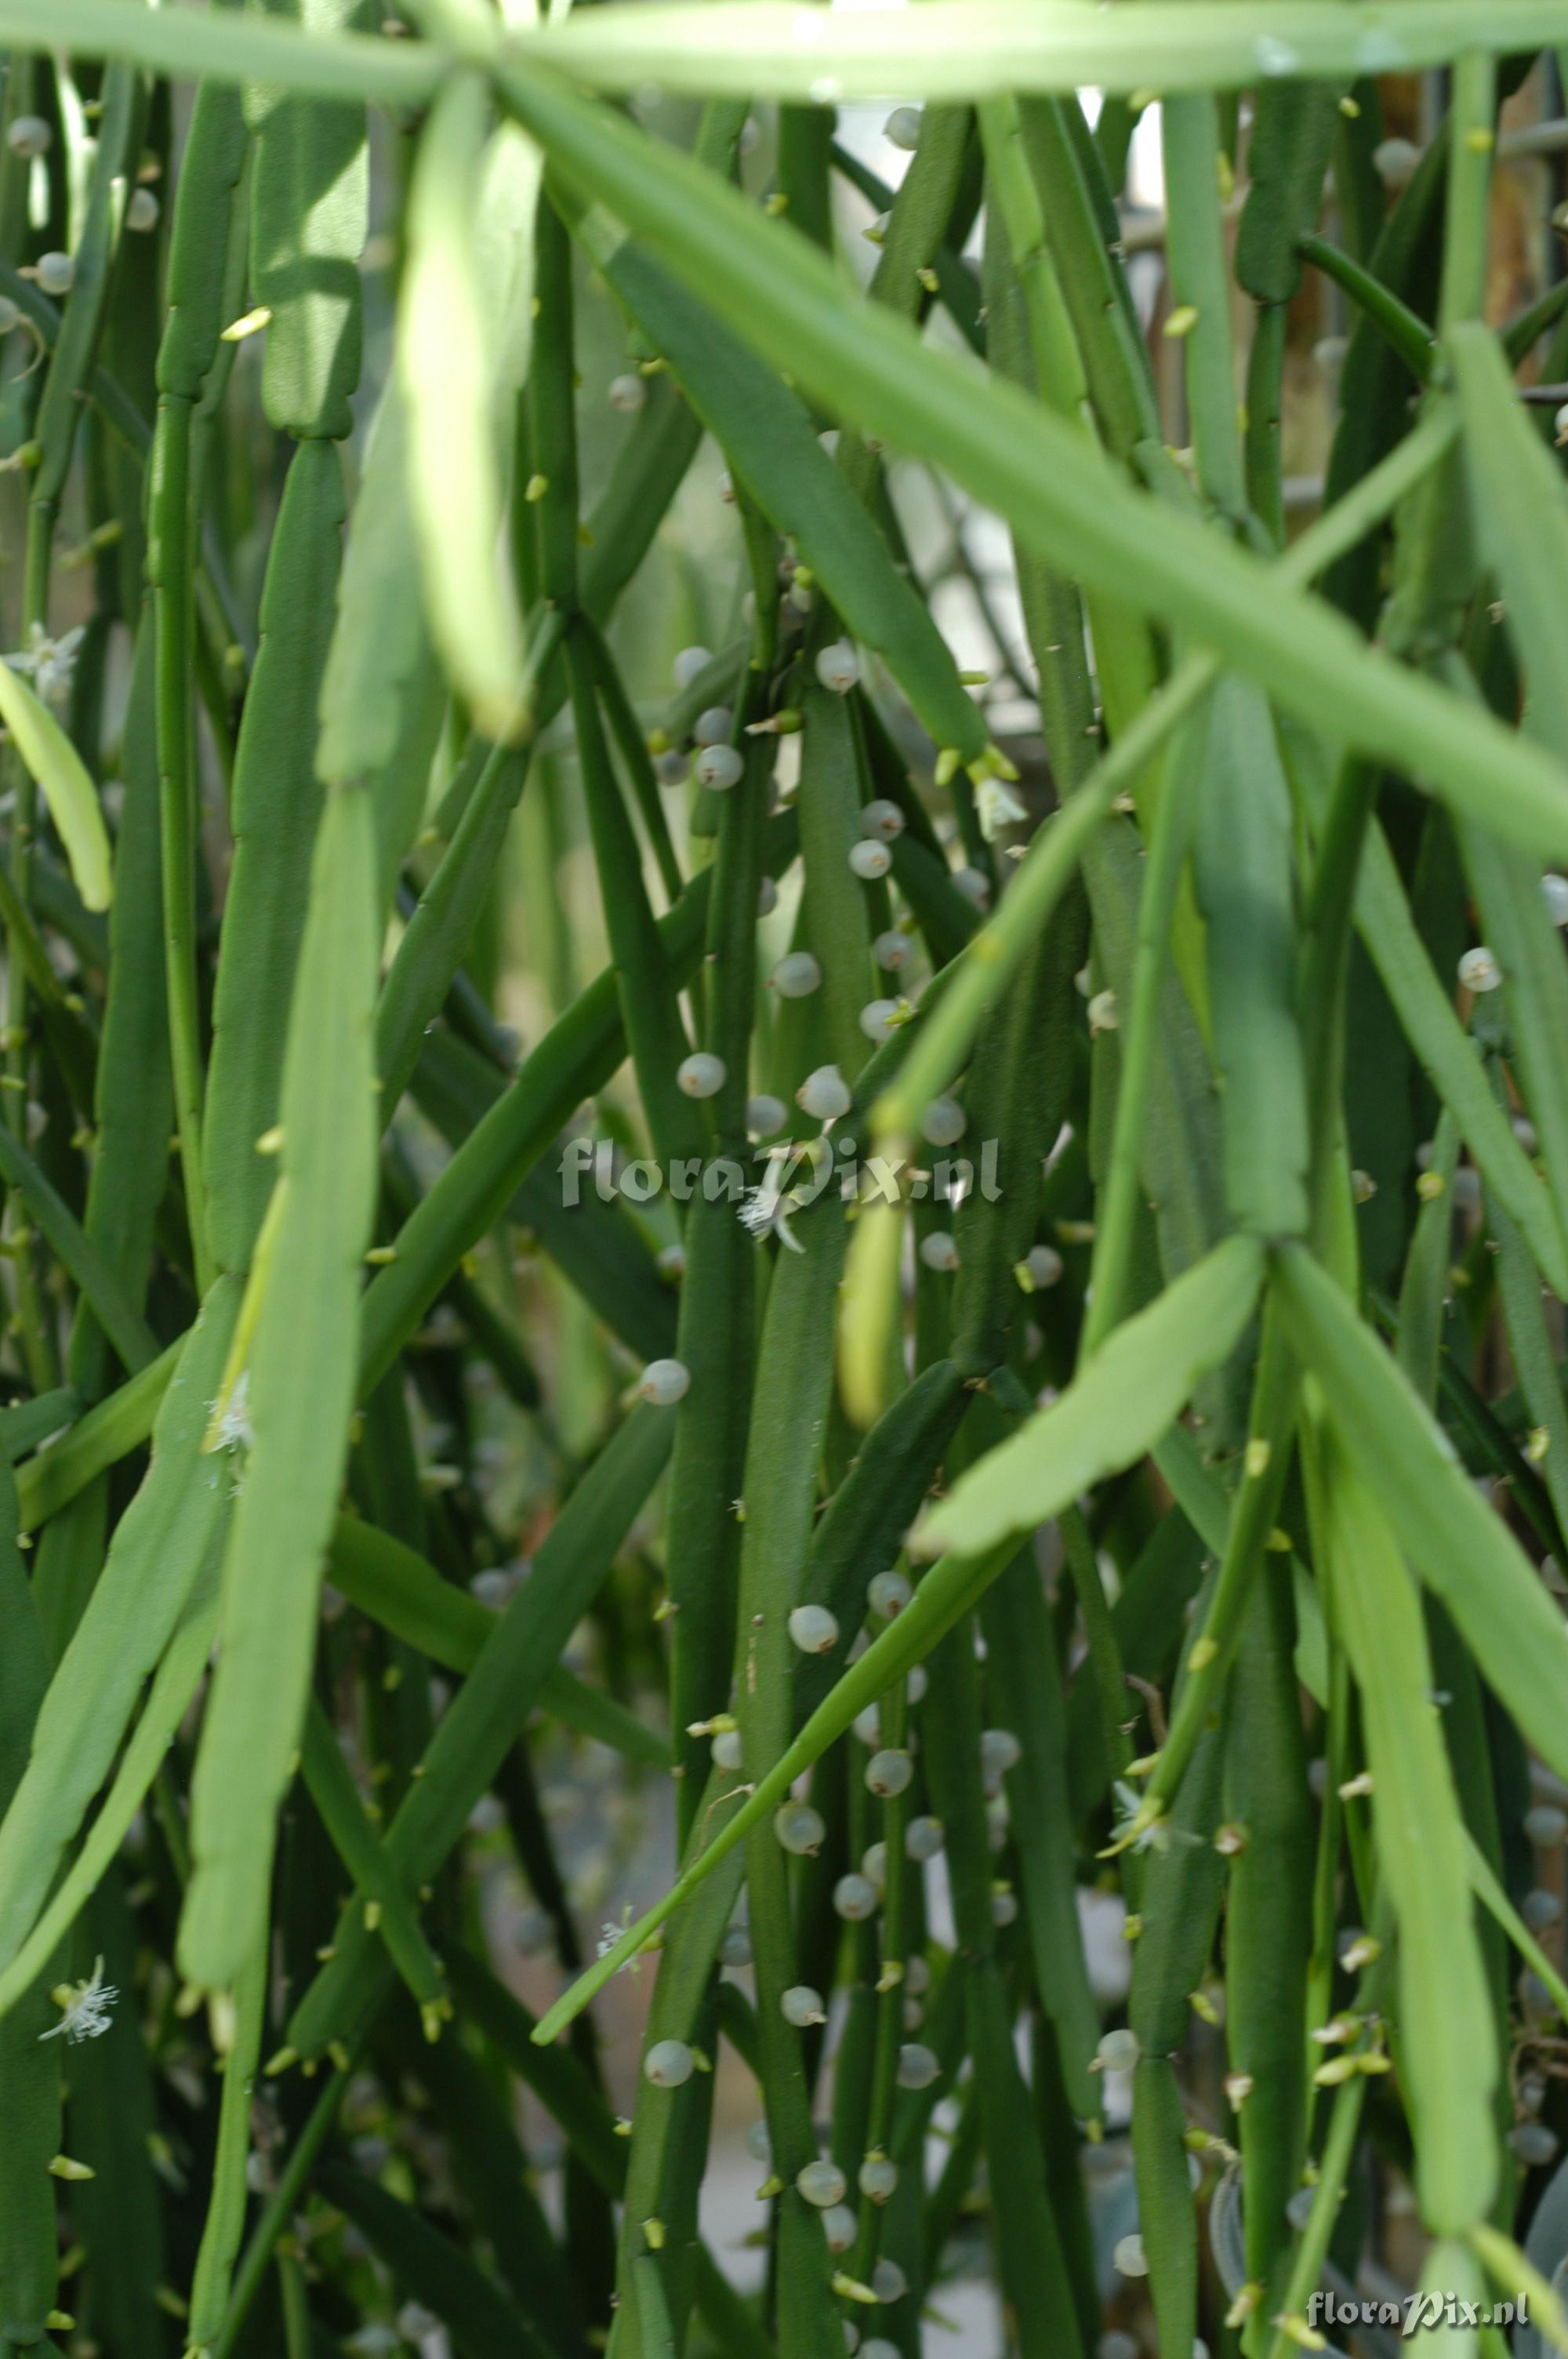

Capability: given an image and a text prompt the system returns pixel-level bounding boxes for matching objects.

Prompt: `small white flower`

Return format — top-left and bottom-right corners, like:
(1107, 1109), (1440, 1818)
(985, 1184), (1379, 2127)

(597, 1906), (642, 1976)
(740, 1180), (807, 1253)
(40, 1955), (118, 2044)
(396, 2304), (444, 2350)
(1110, 1779), (1167, 1856)
(6, 621), (87, 709)
(215, 1369), (254, 1452)
(975, 773), (1026, 841)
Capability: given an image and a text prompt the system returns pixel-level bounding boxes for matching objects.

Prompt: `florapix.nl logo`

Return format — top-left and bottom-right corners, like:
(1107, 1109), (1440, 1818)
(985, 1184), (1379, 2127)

(558, 1130), (1002, 1251)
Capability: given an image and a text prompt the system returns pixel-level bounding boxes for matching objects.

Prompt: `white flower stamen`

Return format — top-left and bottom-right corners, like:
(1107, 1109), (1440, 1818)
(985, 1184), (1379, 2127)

(5, 622), (87, 709)
(214, 1369), (254, 1452)
(40, 1956), (118, 2044)
(1110, 1779), (1168, 1856)
(739, 1180), (808, 1252)
(597, 1906), (642, 1976)
(975, 773), (1027, 841)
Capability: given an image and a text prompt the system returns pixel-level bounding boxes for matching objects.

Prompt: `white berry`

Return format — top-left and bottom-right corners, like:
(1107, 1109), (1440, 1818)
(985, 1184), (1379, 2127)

(920, 1096), (967, 1147)
(867, 1569), (911, 1618)
(1098, 2026), (1140, 2073)
(816, 639), (858, 695)
(1021, 1245), (1063, 1290)
(695, 743), (744, 792)
(866, 1748), (913, 1798)
(1457, 946), (1501, 994)
(870, 2259), (906, 2303)
(720, 1923), (753, 1968)
(1372, 136), (1421, 187)
(771, 951), (822, 999)
(822, 2203), (858, 2253)
(797, 1065), (851, 1121)
(677, 1052), (727, 1098)
(833, 1872), (879, 1921)
(1512, 2122), (1560, 2166)
(797, 2158), (848, 2208)
(775, 1802), (826, 1856)
(6, 115), (51, 158)
(638, 1357), (691, 1406)
(896, 2042), (938, 2089)
(644, 2039), (695, 2088)
(789, 1603), (840, 1656)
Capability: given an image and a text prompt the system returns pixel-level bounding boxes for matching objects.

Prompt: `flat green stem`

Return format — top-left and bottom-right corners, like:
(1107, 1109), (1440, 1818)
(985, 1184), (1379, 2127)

(1162, 93), (1247, 522)
(1078, 718), (1201, 1360)
(211, 2066), (353, 2358)
(1264, 1917), (1392, 2359)
(149, 395), (215, 1296)
(1438, 51), (1497, 335)
(1139, 1305), (1299, 1826)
